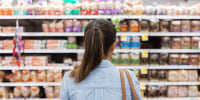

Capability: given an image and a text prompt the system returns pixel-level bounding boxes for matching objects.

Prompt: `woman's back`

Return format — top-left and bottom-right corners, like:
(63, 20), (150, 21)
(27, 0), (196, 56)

(60, 60), (142, 100)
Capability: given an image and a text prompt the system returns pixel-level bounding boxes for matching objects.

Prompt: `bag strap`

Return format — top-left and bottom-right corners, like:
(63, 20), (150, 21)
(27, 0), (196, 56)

(123, 69), (138, 100)
(119, 69), (126, 100)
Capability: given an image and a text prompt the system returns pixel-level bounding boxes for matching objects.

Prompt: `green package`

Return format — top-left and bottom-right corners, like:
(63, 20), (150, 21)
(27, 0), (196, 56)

(130, 53), (140, 65)
(112, 53), (120, 65)
(120, 53), (130, 65)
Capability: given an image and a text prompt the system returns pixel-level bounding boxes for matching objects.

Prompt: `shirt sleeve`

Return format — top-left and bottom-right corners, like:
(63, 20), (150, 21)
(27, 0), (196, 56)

(60, 72), (70, 100)
(128, 70), (143, 100)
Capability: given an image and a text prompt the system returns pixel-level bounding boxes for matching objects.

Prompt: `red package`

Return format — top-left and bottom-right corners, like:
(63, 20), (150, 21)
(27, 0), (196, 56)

(178, 86), (188, 97)
(30, 71), (38, 82)
(168, 86), (178, 97)
(22, 70), (31, 82)
(54, 69), (62, 82)
(47, 70), (54, 82)
(37, 70), (46, 82)
(25, 56), (47, 66)
(13, 70), (22, 82)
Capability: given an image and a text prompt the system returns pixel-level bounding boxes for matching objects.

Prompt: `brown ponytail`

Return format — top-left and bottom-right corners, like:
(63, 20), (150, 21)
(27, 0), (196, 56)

(70, 20), (116, 83)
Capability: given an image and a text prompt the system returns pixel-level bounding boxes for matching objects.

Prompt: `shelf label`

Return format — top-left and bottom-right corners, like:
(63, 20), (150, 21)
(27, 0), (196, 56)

(142, 33), (148, 41)
(140, 83), (146, 90)
(141, 67), (147, 74)
(43, 32), (47, 35)
(142, 50), (148, 58)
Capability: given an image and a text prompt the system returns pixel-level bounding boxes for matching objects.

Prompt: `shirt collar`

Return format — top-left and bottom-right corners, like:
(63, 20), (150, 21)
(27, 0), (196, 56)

(97, 60), (114, 68)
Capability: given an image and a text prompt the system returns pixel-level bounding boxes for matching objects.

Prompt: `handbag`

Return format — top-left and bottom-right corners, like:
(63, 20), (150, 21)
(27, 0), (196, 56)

(120, 69), (138, 100)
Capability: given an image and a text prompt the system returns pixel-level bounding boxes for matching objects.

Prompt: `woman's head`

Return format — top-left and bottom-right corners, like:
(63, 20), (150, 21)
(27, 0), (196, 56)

(70, 19), (116, 83)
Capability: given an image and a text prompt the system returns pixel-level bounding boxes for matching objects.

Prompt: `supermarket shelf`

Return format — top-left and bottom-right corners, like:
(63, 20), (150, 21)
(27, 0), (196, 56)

(148, 49), (200, 53)
(0, 82), (61, 86)
(0, 15), (200, 19)
(0, 32), (199, 37)
(24, 49), (85, 53)
(144, 82), (199, 86)
(0, 66), (74, 70)
(145, 97), (200, 100)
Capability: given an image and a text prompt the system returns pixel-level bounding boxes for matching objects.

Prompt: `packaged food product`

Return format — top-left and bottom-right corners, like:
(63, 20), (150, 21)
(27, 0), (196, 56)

(13, 70), (22, 82)
(22, 70), (31, 82)
(189, 55), (199, 65)
(3, 57), (18, 66)
(3, 40), (13, 50)
(149, 70), (159, 81)
(34, 6), (41, 15)
(0, 71), (4, 82)
(48, 6), (55, 15)
(121, 36), (131, 49)
(140, 21), (149, 32)
(150, 53), (159, 65)
(24, 40), (46, 50)
(130, 53), (140, 65)
(64, 3), (72, 15)
(191, 21), (200, 32)
(54, 86), (60, 98)
(145, 6), (155, 15)
(166, 6), (178, 15)
(67, 36), (77, 49)
(30, 86), (40, 98)
(73, 19), (81, 32)
(98, 1), (106, 15)
(161, 37), (171, 49)
(77, 53), (84, 61)
(112, 53), (120, 65)
(148, 86), (158, 97)
(120, 53), (129, 65)
(54, 69), (62, 82)
(188, 86), (198, 97)
(156, 5), (166, 15)
(169, 54), (180, 65)
(171, 20), (181, 32)
(168, 70), (178, 81)
(56, 20), (64, 32)
(178, 86), (188, 97)
(37, 70), (46, 82)
(0, 87), (8, 98)
(139, 69), (148, 81)
(159, 86), (167, 97)
(129, 20), (139, 32)
(90, 2), (98, 15)
(188, 70), (198, 81)
(181, 20), (191, 32)
(191, 37), (200, 49)
(178, 70), (188, 81)
(168, 86), (178, 97)
(133, 5), (144, 15)
(113, 0), (122, 14)
(120, 21), (128, 32)
(55, 6), (64, 15)
(182, 37), (191, 49)
(21, 86), (30, 98)
(49, 21), (56, 32)
(64, 20), (73, 32)
(141, 55), (149, 65)
(115, 37), (120, 48)
(188, 6), (199, 15)
(179, 6), (188, 15)
(112, 19), (120, 32)
(30, 71), (38, 82)
(150, 21), (159, 32)
(172, 37), (182, 49)
(123, 3), (132, 15)
(131, 36), (140, 49)
(180, 54), (189, 65)
(105, 0), (114, 15)
(25, 56), (48, 66)
(42, 20), (49, 32)
(158, 70), (167, 81)
(45, 86), (54, 98)
(159, 53), (169, 65)
(63, 57), (73, 66)
(81, 20), (89, 32)
(41, 6), (48, 15)
(14, 87), (22, 98)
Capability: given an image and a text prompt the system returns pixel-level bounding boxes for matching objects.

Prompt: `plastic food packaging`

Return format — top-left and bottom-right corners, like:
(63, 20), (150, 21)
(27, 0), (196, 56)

(25, 56), (48, 66)
(55, 6), (64, 15)
(48, 6), (55, 15)
(0, 71), (4, 82)
(145, 6), (155, 15)
(3, 40), (13, 50)
(105, 0), (114, 15)
(131, 36), (140, 49)
(182, 37), (191, 49)
(120, 21), (128, 32)
(178, 70), (188, 81)
(42, 20), (49, 32)
(181, 20), (191, 32)
(22, 70), (31, 82)
(140, 21), (149, 32)
(90, 2), (98, 15)
(37, 70), (46, 82)
(150, 54), (159, 65)
(141, 54), (149, 65)
(171, 20), (181, 32)
(150, 21), (159, 32)
(14, 87), (22, 98)
(56, 21), (64, 32)
(180, 54), (189, 65)
(149, 70), (159, 81)
(148, 86), (159, 97)
(188, 70), (198, 81)
(191, 21), (200, 32)
(169, 54), (180, 65)
(159, 86), (167, 97)
(30, 86), (40, 98)
(0, 87), (8, 98)
(63, 57), (73, 66)
(172, 37), (182, 49)
(13, 70), (22, 82)
(191, 37), (200, 49)
(168, 86), (178, 97)
(49, 21), (56, 32)
(188, 86), (198, 97)
(54, 86), (60, 98)
(178, 86), (188, 97)
(130, 53), (140, 65)
(121, 36), (131, 49)
(54, 69), (62, 82)
(179, 7), (188, 15)
(24, 40), (46, 50)
(47, 70), (54, 82)
(112, 53), (120, 65)
(189, 55), (199, 65)
(81, 20), (89, 32)
(133, 5), (144, 15)
(156, 6), (166, 15)
(67, 36), (77, 49)
(159, 53), (169, 65)
(115, 36), (120, 48)
(168, 70), (178, 81)
(30, 71), (37, 82)
(166, 6), (178, 15)
(98, 1), (106, 15)
(160, 20), (169, 32)
(120, 53), (129, 65)
(161, 37), (171, 49)
(45, 86), (54, 98)
(64, 3), (72, 15)
(73, 19), (81, 32)
(158, 70), (167, 81)
(129, 20), (139, 32)
(21, 86), (31, 98)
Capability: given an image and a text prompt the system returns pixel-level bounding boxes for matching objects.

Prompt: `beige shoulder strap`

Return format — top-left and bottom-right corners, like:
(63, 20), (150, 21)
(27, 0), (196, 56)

(119, 69), (126, 100)
(123, 69), (138, 100)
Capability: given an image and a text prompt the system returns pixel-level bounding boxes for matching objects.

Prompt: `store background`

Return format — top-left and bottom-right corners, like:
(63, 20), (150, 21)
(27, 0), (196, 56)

(0, 0), (199, 100)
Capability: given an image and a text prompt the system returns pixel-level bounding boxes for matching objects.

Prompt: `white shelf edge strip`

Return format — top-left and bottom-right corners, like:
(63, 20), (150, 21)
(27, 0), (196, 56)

(1, 99), (59, 100)
(145, 97), (200, 100)
(0, 32), (200, 37)
(0, 65), (199, 70)
(0, 15), (200, 19)
(0, 82), (198, 86)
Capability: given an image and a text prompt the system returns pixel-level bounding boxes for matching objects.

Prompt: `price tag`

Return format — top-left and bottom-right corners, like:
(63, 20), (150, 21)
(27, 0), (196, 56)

(140, 83), (146, 90)
(142, 33), (148, 41)
(47, 83), (51, 86)
(141, 91), (144, 98)
(43, 32), (47, 35)
(142, 50), (148, 58)
(141, 67), (147, 75)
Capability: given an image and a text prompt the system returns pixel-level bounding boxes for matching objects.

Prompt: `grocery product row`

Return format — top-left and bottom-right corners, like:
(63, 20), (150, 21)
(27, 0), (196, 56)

(1, 0), (200, 16)
(41, 19), (200, 33)
(112, 53), (200, 66)
(0, 86), (60, 99)
(142, 85), (199, 98)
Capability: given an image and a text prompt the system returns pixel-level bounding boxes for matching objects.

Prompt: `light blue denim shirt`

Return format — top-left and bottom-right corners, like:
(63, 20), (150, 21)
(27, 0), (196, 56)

(60, 60), (142, 100)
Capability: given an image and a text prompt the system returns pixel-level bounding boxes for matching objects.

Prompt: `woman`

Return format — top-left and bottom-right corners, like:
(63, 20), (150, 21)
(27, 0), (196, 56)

(60, 19), (142, 100)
